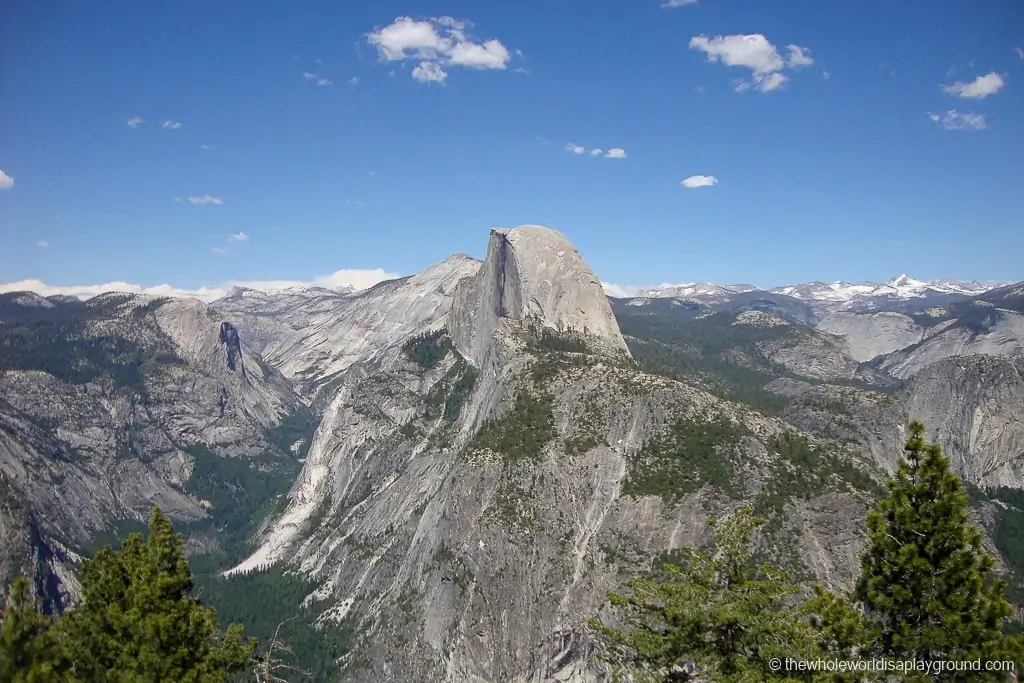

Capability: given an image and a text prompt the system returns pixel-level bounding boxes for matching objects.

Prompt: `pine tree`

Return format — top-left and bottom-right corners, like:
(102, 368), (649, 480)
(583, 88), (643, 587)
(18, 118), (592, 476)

(0, 577), (74, 682)
(853, 420), (1023, 681)
(60, 507), (255, 682)
(591, 506), (825, 682)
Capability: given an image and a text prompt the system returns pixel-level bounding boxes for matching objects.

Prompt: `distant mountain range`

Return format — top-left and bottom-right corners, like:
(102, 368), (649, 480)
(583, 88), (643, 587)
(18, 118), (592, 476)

(615, 275), (1010, 313)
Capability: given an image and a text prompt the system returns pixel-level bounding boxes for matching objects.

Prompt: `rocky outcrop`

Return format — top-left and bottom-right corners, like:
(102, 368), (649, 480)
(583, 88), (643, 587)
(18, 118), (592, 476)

(211, 256), (481, 393)
(904, 355), (1024, 488)
(877, 309), (1024, 379)
(450, 226), (631, 367)
(0, 293), (304, 602)
(817, 311), (925, 362)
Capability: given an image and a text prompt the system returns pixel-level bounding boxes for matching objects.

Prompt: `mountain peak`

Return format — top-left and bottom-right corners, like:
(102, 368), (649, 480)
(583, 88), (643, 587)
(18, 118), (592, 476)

(450, 225), (630, 366)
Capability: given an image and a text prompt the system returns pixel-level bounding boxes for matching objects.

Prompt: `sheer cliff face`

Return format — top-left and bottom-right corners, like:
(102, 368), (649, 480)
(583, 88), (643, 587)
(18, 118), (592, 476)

(234, 226), (874, 682)
(451, 226), (631, 368)
(0, 294), (301, 603)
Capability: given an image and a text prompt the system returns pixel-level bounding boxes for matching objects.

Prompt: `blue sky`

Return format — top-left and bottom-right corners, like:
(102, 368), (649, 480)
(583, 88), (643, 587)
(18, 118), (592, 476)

(1, 0), (1022, 299)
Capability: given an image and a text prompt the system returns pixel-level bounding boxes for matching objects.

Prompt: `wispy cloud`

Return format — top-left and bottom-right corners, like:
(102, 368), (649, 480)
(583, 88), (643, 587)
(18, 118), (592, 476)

(348, 76), (360, 85)
(0, 269), (403, 303)
(366, 16), (516, 85)
(785, 44), (814, 68)
(681, 175), (719, 188)
(302, 72), (333, 86)
(1015, 47), (1024, 61)
(161, 120), (183, 130)
(188, 195), (223, 205)
(928, 110), (986, 131)
(661, 0), (698, 6)
(37, 241), (49, 248)
(345, 199), (364, 206)
(0, 169), (13, 190)
(690, 34), (812, 93)
(566, 143), (626, 159)
(941, 72), (1005, 99)
(228, 232), (249, 242)
(127, 116), (145, 128)
(200, 144), (211, 150)
(212, 246), (230, 255)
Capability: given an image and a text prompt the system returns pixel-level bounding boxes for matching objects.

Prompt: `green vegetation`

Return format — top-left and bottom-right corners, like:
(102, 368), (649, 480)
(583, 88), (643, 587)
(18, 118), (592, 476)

(0, 577), (74, 680)
(2, 509), (254, 682)
(195, 567), (358, 681)
(622, 417), (747, 503)
(526, 323), (591, 355)
(423, 354), (478, 423)
(0, 297), (183, 395)
(467, 390), (556, 461)
(814, 421), (1024, 681)
(987, 487), (1024, 608)
(182, 444), (302, 566)
(264, 408), (319, 460)
(614, 310), (794, 414)
(598, 423), (1024, 682)
(2, 510), (358, 682)
(754, 433), (883, 515)
(401, 329), (452, 370)
(591, 507), (827, 682)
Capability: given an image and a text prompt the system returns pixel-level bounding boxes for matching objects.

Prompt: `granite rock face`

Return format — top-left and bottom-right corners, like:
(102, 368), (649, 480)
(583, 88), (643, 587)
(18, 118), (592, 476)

(450, 226), (631, 367)
(0, 294), (302, 603)
(211, 256), (482, 393)
(230, 226), (874, 682)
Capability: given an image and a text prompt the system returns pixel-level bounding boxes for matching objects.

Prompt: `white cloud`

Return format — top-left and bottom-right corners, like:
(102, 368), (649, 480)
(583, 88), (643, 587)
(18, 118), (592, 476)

(348, 76), (360, 85)
(449, 39), (510, 69)
(212, 247), (230, 255)
(162, 120), (183, 130)
(601, 282), (640, 298)
(0, 169), (13, 190)
(188, 195), (223, 205)
(37, 241), (49, 248)
(661, 0), (698, 6)
(786, 44), (814, 68)
(1015, 47), (1024, 61)
(757, 72), (788, 92)
(690, 33), (810, 93)
(567, 144), (626, 158)
(0, 268), (402, 303)
(302, 72), (333, 85)
(822, 70), (831, 80)
(941, 72), (1005, 99)
(928, 110), (986, 131)
(681, 174), (718, 188)
(412, 61), (447, 83)
(127, 116), (145, 128)
(200, 144), (211, 150)
(228, 232), (249, 242)
(345, 198), (364, 206)
(367, 16), (514, 83)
